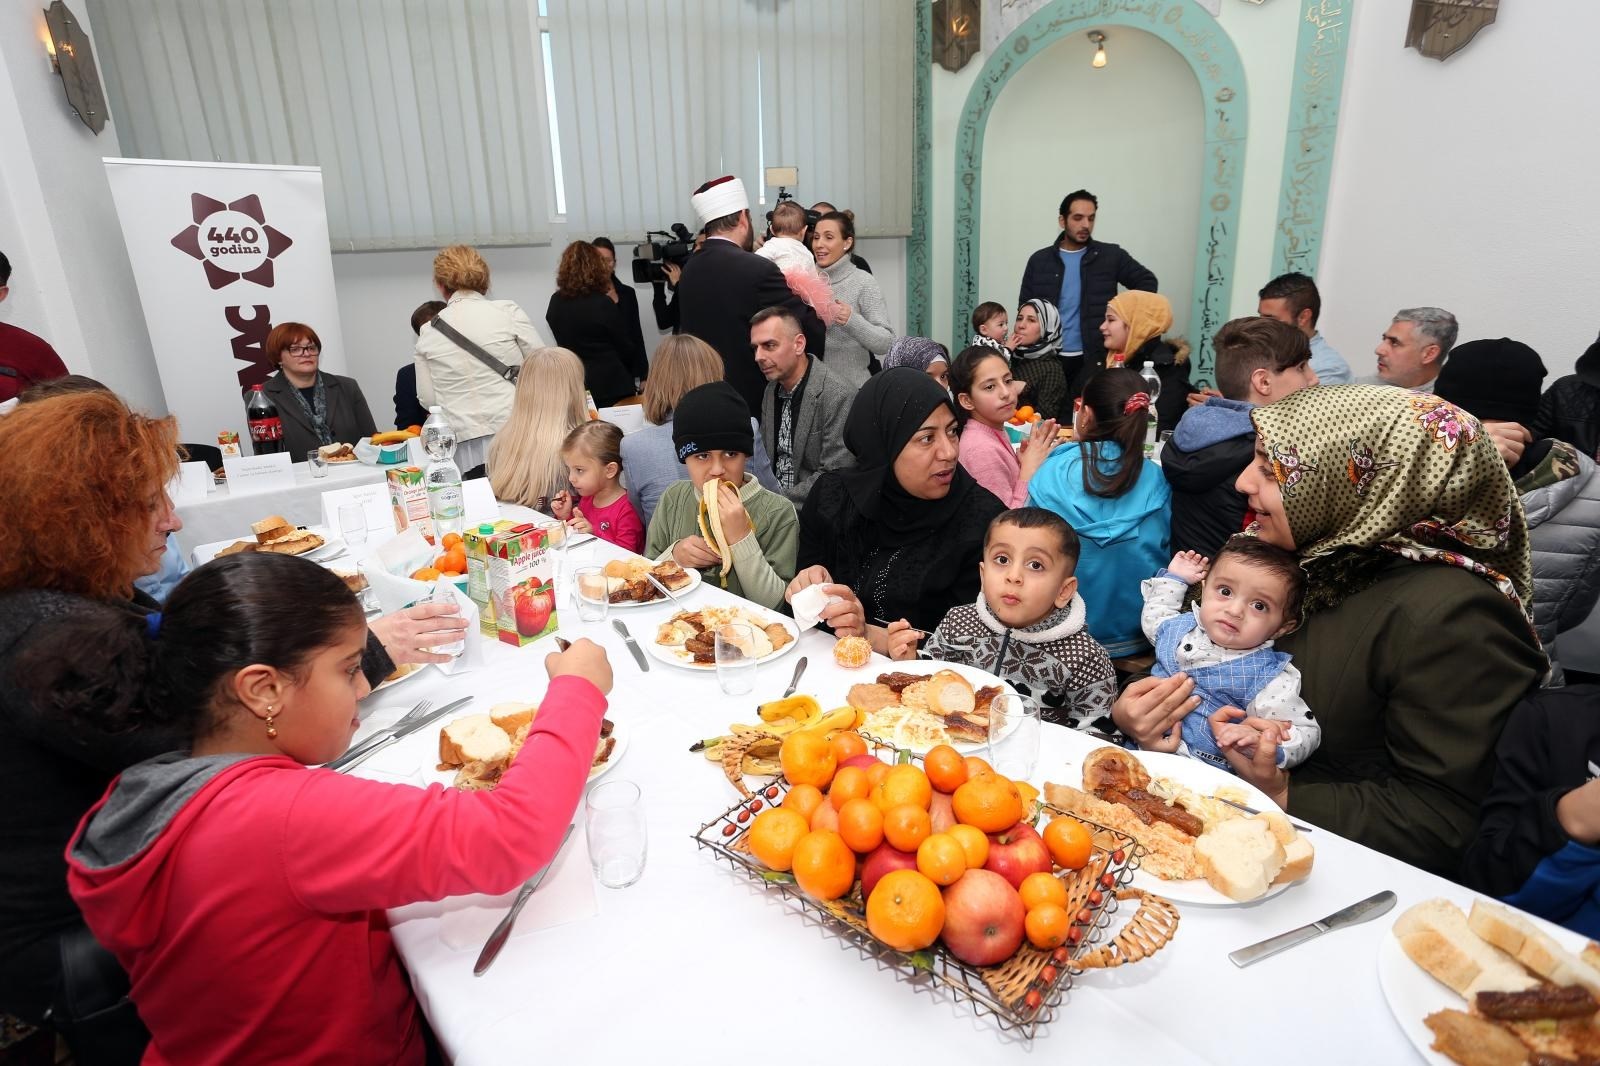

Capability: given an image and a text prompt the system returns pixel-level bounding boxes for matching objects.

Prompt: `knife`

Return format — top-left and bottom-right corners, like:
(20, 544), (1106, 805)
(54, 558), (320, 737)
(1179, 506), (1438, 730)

(473, 824), (575, 976)
(330, 698), (433, 769)
(329, 696), (474, 773)
(1228, 890), (1397, 968)
(612, 619), (650, 672)
(646, 573), (688, 610)
(1214, 795), (1315, 833)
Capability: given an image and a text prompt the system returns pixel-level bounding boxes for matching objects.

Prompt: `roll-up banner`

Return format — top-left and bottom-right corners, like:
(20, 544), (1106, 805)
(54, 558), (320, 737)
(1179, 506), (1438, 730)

(104, 158), (348, 454)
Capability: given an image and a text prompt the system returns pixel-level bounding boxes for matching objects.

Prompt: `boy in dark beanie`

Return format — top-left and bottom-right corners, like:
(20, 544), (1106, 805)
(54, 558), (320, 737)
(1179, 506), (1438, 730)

(644, 381), (800, 608)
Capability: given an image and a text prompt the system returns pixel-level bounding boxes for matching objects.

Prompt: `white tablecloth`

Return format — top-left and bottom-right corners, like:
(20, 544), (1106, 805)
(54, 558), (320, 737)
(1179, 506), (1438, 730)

(349, 529), (1454, 1064)
(174, 461), (386, 555)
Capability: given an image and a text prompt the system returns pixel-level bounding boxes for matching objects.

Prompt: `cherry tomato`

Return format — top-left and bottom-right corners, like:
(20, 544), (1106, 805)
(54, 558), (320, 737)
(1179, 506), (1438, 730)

(1088, 890), (1103, 906)
(1111, 848), (1126, 864)
(1100, 873), (1116, 889)
(748, 799), (764, 813)
(1052, 947), (1071, 965)
(1077, 908), (1093, 924)
(765, 786), (779, 799)
(1068, 927), (1083, 943)
(737, 809), (750, 824)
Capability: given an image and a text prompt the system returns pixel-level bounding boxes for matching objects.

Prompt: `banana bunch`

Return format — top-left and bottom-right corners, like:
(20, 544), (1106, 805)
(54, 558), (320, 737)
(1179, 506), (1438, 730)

(691, 696), (856, 797)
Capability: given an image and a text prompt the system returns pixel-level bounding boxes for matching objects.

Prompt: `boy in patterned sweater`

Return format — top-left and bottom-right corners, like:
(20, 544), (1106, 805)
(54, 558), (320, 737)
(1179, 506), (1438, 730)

(887, 507), (1116, 726)
(1139, 535), (1317, 773)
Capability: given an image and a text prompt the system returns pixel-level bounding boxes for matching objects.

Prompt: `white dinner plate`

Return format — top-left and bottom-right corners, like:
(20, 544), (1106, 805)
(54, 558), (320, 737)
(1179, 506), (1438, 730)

(1053, 746), (1301, 906)
(1376, 897), (1584, 1066)
(644, 608), (802, 670)
(587, 724), (628, 784)
(413, 720), (627, 788)
(607, 565), (702, 608)
(841, 660), (1018, 755)
(370, 661), (433, 694)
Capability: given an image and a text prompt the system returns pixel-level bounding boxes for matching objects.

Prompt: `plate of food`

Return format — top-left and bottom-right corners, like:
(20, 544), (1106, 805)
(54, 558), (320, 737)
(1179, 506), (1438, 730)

(649, 604), (800, 670)
(214, 516), (342, 561)
(371, 661), (430, 693)
(436, 702), (625, 789)
(317, 442), (360, 463)
(600, 556), (701, 606)
(1044, 746), (1313, 905)
(1380, 895), (1600, 1066)
(842, 661), (1014, 754)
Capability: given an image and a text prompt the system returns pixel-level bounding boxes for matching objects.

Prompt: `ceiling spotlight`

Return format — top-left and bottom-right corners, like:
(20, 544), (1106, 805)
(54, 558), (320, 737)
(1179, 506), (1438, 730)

(1089, 31), (1107, 69)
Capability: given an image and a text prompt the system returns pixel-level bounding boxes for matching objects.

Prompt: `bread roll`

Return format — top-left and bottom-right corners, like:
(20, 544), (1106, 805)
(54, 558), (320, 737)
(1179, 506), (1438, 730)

(1468, 900), (1600, 998)
(925, 670), (976, 717)
(1259, 811), (1315, 885)
(1394, 899), (1538, 998)
(1194, 817), (1285, 901)
(252, 515), (294, 543)
(489, 702), (537, 736)
(438, 714), (513, 769)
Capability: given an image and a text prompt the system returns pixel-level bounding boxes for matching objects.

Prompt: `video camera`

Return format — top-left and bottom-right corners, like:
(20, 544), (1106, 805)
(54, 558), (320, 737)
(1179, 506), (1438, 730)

(631, 223), (696, 285)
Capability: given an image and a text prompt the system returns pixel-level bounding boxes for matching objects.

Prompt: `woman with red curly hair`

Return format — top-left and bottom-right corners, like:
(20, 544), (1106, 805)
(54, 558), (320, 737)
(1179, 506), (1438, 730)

(0, 391), (458, 1058)
(259, 321), (377, 461)
(544, 240), (648, 407)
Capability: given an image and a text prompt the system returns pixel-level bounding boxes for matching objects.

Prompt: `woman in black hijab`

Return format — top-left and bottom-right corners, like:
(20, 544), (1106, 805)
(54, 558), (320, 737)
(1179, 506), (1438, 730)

(785, 367), (1007, 643)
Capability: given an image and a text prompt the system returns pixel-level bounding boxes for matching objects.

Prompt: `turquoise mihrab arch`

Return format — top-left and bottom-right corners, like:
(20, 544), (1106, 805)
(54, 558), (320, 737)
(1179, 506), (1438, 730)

(951, 0), (1248, 386)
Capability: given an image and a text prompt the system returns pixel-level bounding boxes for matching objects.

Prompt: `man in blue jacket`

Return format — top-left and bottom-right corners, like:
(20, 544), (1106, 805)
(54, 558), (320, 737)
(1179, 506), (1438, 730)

(1017, 190), (1157, 391)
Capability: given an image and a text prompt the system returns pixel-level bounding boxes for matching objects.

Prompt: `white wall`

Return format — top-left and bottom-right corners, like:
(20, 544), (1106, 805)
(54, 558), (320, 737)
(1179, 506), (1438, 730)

(330, 235), (907, 425)
(978, 27), (1202, 339)
(1318, 0), (1600, 381)
(0, 2), (163, 415)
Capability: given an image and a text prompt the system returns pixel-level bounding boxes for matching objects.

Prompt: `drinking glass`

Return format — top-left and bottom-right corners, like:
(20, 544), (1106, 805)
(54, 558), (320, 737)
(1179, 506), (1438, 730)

(307, 450), (329, 478)
(337, 502), (368, 546)
(426, 583), (466, 658)
(714, 622), (757, 696)
(987, 693), (1042, 782)
(575, 566), (608, 623)
(586, 780), (647, 888)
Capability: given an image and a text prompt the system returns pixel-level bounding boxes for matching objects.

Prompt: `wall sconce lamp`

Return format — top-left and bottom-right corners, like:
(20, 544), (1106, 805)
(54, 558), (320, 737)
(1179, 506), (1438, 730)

(1088, 31), (1108, 69)
(41, 1), (108, 134)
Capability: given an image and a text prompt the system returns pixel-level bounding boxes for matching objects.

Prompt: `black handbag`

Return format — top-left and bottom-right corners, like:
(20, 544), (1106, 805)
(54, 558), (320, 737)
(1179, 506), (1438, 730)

(47, 925), (148, 1065)
(428, 315), (520, 385)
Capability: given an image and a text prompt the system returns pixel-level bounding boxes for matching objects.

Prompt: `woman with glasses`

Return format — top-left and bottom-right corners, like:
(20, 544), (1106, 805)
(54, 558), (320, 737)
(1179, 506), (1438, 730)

(261, 322), (378, 461)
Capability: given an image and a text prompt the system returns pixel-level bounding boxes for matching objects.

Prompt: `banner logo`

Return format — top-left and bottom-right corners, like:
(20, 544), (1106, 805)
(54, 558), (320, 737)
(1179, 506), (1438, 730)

(171, 193), (293, 290)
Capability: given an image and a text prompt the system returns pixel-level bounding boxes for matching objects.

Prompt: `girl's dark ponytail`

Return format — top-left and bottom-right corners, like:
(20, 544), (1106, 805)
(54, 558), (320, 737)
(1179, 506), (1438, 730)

(20, 553), (366, 742)
(1076, 367), (1150, 499)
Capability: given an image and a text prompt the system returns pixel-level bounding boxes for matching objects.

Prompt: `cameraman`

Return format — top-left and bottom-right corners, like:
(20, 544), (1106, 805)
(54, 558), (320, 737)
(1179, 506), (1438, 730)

(649, 243), (696, 333)
(677, 176), (824, 413)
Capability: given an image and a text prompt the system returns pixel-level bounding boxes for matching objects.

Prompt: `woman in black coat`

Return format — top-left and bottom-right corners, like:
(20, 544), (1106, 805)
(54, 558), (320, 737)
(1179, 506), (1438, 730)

(545, 241), (649, 408)
(260, 322), (378, 457)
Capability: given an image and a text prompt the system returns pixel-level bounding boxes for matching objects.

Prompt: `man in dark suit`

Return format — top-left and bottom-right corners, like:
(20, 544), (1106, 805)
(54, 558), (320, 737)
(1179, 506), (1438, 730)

(676, 176), (824, 413)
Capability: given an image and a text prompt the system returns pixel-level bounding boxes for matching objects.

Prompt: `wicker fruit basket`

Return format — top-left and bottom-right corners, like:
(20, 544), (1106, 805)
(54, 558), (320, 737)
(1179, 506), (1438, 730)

(690, 738), (1178, 1040)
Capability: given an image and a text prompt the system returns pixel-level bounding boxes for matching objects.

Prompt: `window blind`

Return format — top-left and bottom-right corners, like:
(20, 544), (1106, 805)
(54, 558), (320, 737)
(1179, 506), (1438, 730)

(88, 0), (554, 250)
(545, 0), (913, 239)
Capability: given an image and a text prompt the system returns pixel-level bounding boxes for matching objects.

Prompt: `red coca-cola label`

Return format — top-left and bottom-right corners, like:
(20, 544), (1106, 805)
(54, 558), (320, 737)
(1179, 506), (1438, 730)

(248, 416), (283, 442)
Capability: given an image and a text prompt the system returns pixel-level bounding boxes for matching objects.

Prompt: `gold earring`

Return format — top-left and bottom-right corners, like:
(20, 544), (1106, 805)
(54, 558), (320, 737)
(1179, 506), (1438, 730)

(265, 705), (278, 739)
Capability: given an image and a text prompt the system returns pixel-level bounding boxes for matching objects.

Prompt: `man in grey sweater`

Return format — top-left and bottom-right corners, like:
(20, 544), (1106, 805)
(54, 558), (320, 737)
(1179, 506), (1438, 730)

(752, 307), (852, 506)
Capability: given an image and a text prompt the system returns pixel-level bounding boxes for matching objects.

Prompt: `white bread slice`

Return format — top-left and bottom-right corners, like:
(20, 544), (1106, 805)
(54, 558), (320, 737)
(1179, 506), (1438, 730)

(1468, 899), (1600, 998)
(925, 670), (977, 717)
(1394, 899), (1539, 998)
(1258, 811), (1316, 885)
(489, 702), (537, 736)
(1195, 816), (1285, 901)
(438, 714), (513, 768)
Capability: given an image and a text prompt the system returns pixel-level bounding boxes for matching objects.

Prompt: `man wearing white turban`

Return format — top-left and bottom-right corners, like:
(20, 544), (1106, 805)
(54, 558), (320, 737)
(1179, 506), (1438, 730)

(676, 175), (825, 413)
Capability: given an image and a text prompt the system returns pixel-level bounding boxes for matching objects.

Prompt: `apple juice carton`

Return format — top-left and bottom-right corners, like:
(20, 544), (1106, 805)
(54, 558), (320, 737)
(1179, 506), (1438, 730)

(463, 520), (515, 638)
(486, 524), (557, 647)
(386, 466), (435, 542)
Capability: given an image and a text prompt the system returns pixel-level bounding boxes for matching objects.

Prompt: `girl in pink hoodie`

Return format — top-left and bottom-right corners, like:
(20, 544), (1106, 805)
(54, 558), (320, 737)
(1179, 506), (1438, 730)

(951, 346), (1060, 508)
(51, 552), (610, 1065)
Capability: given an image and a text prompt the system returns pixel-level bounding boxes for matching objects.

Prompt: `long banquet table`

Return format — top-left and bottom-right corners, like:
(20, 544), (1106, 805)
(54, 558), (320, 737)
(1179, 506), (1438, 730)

(348, 525), (1471, 1064)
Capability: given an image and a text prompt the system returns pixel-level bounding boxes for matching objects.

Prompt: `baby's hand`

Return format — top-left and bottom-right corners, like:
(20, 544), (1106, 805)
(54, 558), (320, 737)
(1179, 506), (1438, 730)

(1166, 551), (1209, 585)
(1215, 721), (1260, 759)
(885, 618), (922, 661)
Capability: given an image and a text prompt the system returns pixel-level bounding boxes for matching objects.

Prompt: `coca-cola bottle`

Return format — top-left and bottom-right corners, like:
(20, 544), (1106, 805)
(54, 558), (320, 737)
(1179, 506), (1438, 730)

(245, 384), (283, 455)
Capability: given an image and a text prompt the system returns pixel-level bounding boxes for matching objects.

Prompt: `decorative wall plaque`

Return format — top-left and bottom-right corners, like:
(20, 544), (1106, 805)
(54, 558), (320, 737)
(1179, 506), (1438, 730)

(43, 1), (108, 133)
(934, 0), (982, 73)
(1405, 0), (1499, 61)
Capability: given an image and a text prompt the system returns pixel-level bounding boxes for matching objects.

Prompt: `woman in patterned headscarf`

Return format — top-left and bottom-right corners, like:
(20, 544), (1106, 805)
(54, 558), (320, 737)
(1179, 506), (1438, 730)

(1112, 384), (1546, 878)
(1009, 299), (1070, 423)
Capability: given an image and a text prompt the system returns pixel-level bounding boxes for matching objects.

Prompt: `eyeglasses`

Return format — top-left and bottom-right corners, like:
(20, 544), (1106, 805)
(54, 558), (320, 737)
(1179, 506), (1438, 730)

(285, 343), (320, 355)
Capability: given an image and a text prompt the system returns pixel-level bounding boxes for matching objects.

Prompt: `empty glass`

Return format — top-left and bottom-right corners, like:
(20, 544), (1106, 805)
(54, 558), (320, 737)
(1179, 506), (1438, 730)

(714, 622), (757, 696)
(337, 502), (367, 546)
(987, 692), (1042, 782)
(574, 566), (608, 623)
(307, 450), (329, 478)
(587, 780), (647, 888)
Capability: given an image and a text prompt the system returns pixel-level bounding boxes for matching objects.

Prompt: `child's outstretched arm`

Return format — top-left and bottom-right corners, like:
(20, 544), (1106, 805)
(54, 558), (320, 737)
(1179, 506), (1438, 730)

(1166, 551), (1209, 585)
(1139, 564), (1195, 642)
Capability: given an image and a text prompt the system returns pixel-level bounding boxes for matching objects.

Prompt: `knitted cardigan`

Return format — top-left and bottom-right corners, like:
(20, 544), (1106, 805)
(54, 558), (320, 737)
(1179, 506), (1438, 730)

(819, 258), (895, 390)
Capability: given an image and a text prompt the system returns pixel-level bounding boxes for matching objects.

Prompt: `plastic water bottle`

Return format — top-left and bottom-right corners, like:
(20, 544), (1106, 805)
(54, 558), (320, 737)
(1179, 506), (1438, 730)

(422, 406), (465, 540)
(1137, 364), (1162, 460)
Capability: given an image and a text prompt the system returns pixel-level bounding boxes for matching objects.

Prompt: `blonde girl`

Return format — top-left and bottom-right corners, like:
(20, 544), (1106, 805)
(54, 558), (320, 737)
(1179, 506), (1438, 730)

(549, 421), (644, 553)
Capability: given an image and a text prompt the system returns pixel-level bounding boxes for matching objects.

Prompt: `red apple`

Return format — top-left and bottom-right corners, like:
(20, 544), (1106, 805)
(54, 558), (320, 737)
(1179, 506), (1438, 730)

(983, 822), (1052, 889)
(929, 790), (957, 834)
(840, 753), (883, 772)
(859, 842), (919, 899)
(940, 868), (1026, 966)
(513, 584), (555, 637)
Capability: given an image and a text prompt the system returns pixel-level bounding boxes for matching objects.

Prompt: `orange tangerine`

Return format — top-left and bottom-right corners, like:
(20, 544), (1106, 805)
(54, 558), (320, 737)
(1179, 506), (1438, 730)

(780, 783), (824, 822)
(916, 833), (968, 887)
(923, 744), (969, 793)
(963, 755), (994, 778)
(947, 824), (990, 869)
(791, 830), (856, 901)
(866, 869), (945, 952)
(883, 803), (932, 852)
(951, 773), (1024, 833)
(829, 765), (871, 810)
(836, 797), (885, 853)
(1025, 903), (1071, 950)
(1043, 817), (1094, 871)
(780, 731), (837, 789)
(829, 731), (869, 763)
(865, 761), (892, 789)
(881, 765), (933, 810)
(747, 808), (810, 872)
(1018, 871), (1069, 912)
